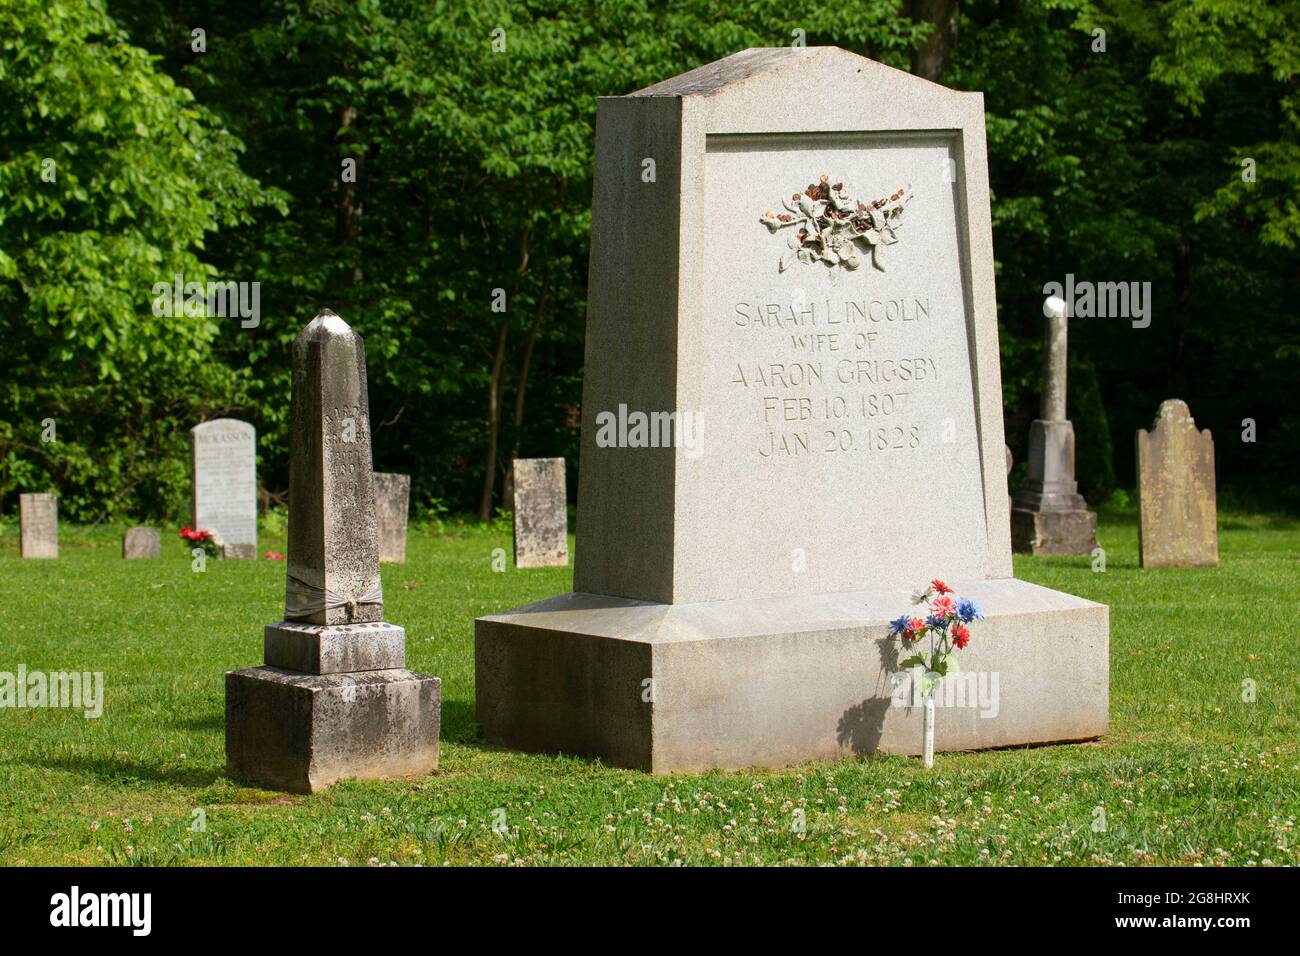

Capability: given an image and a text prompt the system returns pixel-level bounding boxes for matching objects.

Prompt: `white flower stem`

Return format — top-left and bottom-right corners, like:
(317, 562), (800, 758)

(922, 688), (936, 770)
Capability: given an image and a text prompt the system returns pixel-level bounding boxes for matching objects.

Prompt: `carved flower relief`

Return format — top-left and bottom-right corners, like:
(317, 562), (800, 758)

(760, 175), (912, 276)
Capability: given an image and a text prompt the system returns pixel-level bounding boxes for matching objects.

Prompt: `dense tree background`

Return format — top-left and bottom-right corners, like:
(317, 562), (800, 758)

(2, 0), (1296, 523)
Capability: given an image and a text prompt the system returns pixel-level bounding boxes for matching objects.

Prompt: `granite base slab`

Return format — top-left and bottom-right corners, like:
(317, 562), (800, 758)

(475, 579), (1108, 773)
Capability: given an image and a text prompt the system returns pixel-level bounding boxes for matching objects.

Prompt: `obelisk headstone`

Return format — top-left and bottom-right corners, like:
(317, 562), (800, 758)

(19, 493), (58, 559)
(191, 418), (258, 558)
(226, 309), (440, 793)
(512, 458), (568, 568)
(373, 472), (410, 563)
(123, 527), (161, 559)
(1010, 296), (1098, 555)
(1137, 399), (1218, 568)
(477, 48), (1108, 773)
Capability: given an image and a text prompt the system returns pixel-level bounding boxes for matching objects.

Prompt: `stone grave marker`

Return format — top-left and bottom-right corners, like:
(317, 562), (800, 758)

(123, 527), (161, 559)
(19, 493), (57, 559)
(226, 310), (440, 793)
(1137, 399), (1218, 568)
(1010, 295), (1097, 555)
(476, 48), (1109, 772)
(191, 418), (258, 558)
(373, 472), (410, 563)
(512, 458), (569, 568)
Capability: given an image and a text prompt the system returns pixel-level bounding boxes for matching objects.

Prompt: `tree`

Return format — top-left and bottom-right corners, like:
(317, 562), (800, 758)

(0, 0), (282, 520)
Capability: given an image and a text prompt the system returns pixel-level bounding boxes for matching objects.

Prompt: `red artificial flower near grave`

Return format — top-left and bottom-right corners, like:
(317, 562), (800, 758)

(265, 551), (285, 561)
(180, 526), (213, 543)
(952, 623), (971, 649)
(930, 578), (952, 595)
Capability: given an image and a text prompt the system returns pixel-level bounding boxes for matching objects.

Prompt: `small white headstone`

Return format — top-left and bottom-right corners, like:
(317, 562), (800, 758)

(191, 419), (258, 559)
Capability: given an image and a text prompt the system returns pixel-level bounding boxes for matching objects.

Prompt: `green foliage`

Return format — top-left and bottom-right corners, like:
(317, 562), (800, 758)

(1068, 355), (1116, 505)
(0, 0), (282, 520)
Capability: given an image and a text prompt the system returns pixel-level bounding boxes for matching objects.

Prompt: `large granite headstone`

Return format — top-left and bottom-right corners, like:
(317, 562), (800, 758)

(1137, 399), (1218, 568)
(191, 418), (258, 559)
(19, 493), (57, 559)
(476, 49), (1108, 773)
(226, 310), (440, 793)
(373, 472), (410, 563)
(512, 458), (569, 568)
(123, 527), (160, 559)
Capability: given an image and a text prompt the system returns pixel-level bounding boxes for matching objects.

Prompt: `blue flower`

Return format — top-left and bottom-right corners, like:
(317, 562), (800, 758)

(925, 614), (948, 630)
(956, 598), (984, 623)
(888, 614), (911, 637)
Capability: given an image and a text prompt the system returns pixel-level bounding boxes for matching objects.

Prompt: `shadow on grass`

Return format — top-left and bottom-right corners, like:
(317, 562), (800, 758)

(27, 753), (223, 788)
(169, 713), (224, 733)
(441, 698), (479, 744)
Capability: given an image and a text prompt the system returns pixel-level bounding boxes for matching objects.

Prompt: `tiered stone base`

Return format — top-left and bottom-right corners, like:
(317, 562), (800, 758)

(1011, 509), (1098, 556)
(475, 579), (1108, 773)
(226, 667), (441, 793)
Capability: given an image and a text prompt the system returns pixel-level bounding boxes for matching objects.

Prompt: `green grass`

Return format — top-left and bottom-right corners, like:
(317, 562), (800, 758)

(0, 507), (1297, 866)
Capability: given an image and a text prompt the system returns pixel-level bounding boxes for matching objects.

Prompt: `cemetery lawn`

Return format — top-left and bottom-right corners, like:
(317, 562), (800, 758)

(1, 507), (1297, 868)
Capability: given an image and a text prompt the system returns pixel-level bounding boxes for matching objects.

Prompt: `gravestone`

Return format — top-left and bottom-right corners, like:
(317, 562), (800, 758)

(19, 493), (57, 559)
(512, 458), (569, 568)
(476, 48), (1108, 773)
(191, 418), (258, 559)
(1137, 399), (1218, 568)
(123, 527), (161, 559)
(1010, 296), (1098, 555)
(226, 310), (440, 793)
(373, 472), (410, 563)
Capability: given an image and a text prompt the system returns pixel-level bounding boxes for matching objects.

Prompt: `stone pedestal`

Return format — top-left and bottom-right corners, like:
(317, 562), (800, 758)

(227, 667), (440, 794)
(477, 580), (1107, 772)
(1011, 419), (1097, 555)
(226, 311), (440, 793)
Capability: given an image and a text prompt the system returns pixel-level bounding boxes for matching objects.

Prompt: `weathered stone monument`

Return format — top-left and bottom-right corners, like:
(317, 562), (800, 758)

(226, 310), (440, 793)
(373, 472), (410, 563)
(476, 48), (1108, 772)
(123, 527), (161, 559)
(1137, 399), (1218, 568)
(512, 457), (569, 568)
(19, 493), (57, 559)
(1010, 295), (1098, 555)
(191, 418), (258, 558)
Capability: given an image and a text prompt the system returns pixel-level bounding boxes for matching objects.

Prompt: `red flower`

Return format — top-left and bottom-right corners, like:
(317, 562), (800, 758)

(930, 595), (956, 618)
(265, 551), (285, 561)
(952, 623), (970, 649)
(930, 578), (953, 595)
